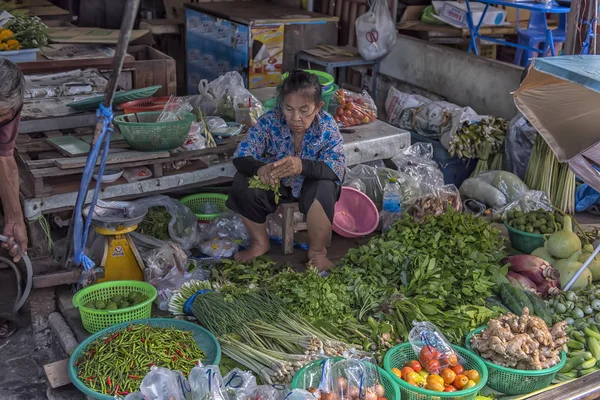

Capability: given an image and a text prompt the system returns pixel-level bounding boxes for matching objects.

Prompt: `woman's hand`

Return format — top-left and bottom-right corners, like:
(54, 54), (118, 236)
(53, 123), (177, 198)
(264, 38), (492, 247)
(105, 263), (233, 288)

(271, 156), (302, 180)
(257, 164), (278, 186)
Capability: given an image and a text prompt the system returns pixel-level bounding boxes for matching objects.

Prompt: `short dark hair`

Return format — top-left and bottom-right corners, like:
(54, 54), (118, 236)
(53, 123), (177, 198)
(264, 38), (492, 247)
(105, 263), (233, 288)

(0, 58), (25, 111)
(278, 69), (322, 107)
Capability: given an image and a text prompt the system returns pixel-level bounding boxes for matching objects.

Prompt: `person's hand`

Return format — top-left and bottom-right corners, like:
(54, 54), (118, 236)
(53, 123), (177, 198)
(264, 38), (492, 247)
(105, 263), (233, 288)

(271, 156), (302, 180)
(2, 219), (28, 262)
(257, 164), (278, 186)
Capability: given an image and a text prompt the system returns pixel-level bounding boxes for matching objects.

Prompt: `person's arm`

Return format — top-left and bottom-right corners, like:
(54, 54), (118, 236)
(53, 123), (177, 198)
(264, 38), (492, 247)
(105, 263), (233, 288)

(301, 159), (339, 181)
(232, 156), (266, 176)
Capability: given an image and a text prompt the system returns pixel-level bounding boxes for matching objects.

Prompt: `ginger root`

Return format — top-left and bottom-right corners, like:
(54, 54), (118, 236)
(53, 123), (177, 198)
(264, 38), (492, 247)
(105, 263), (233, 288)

(470, 307), (568, 370)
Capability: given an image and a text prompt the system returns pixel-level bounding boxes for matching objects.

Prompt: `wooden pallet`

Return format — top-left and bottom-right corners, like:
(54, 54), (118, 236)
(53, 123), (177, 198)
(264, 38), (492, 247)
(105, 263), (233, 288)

(16, 131), (241, 198)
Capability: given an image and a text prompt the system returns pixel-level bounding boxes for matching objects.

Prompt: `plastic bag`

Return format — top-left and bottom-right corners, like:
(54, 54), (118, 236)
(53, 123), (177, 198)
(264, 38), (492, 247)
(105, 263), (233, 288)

(122, 392), (145, 400)
(411, 101), (463, 139)
(129, 195), (200, 251)
(283, 389), (318, 400)
(189, 364), (228, 400)
(330, 356), (383, 400)
(355, 0), (397, 60)
(411, 184), (462, 219)
(408, 321), (464, 373)
(207, 71), (265, 125)
(493, 190), (553, 221)
(123, 166), (152, 183)
(384, 86), (431, 128)
(208, 214), (250, 247)
(200, 238), (238, 258)
(329, 89), (377, 127)
(460, 171), (529, 207)
(239, 385), (290, 400)
(181, 122), (208, 151)
(158, 96), (194, 122)
(194, 79), (218, 116)
(390, 143), (444, 194)
(343, 177), (367, 193)
(140, 366), (188, 400)
(505, 114), (537, 180)
(207, 116), (229, 131)
(224, 368), (257, 400)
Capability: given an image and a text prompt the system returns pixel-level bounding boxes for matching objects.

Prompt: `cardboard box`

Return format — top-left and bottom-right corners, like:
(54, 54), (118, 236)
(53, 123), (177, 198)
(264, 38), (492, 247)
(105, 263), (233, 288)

(433, 1), (507, 28)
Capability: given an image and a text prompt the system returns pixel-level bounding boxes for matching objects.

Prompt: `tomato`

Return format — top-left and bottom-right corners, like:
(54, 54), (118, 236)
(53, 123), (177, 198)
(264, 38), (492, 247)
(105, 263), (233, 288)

(451, 365), (464, 375)
(453, 375), (469, 390)
(362, 117), (370, 124)
(333, 115), (340, 123)
(425, 382), (445, 392)
(465, 370), (481, 383)
(417, 370), (429, 379)
(443, 353), (459, 367)
(444, 385), (457, 392)
(400, 367), (414, 379)
(419, 346), (440, 365)
(391, 368), (402, 379)
(464, 380), (477, 389)
(426, 359), (441, 374)
(336, 108), (344, 116)
(404, 371), (420, 385)
(345, 103), (354, 110)
(440, 368), (456, 385)
(356, 98), (364, 105)
(426, 374), (444, 387)
(406, 360), (422, 373)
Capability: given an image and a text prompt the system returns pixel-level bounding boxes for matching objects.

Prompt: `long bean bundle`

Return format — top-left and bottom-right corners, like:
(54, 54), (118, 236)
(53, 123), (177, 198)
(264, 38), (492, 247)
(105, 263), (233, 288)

(75, 324), (205, 396)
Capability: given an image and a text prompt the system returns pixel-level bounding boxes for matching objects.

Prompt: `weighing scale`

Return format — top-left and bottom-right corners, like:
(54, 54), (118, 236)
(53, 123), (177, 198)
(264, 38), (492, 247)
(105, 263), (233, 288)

(84, 201), (147, 283)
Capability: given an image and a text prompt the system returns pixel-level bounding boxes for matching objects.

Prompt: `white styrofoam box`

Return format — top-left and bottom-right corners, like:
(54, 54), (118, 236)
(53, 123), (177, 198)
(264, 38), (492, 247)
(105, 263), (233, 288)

(0, 48), (39, 63)
(432, 1), (508, 28)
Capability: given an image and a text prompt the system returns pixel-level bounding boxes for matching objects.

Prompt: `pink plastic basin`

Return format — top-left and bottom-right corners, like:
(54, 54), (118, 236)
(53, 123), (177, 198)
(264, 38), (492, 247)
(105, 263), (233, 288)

(332, 186), (379, 238)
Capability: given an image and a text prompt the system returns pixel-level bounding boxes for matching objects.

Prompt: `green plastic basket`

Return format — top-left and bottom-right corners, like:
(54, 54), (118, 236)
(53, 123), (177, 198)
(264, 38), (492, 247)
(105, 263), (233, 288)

(264, 84), (338, 113)
(465, 326), (566, 395)
(68, 318), (221, 400)
(180, 193), (229, 221)
(291, 357), (401, 400)
(72, 280), (157, 333)
(384, 343), (488, 400)
(113, 111), (195, 151)
(504, 221), (545, 254)
(283, 69), (335, 90)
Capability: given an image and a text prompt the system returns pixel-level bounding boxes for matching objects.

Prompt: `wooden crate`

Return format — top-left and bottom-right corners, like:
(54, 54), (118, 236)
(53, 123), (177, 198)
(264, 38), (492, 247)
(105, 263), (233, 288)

(128, 45), (177, 97)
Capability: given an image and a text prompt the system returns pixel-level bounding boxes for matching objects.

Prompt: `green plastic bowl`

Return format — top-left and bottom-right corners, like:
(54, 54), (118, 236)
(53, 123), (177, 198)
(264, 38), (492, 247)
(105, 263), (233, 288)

(465, 326), (566, 395)
(72, 280), (157, 333)
(263, 84), (338, 111)
(180, 193), (229, 221)
(504, 221), (545, 254)
(68, 318), (221, 400)
(113, 111), (195, 151)
(264, 97), (278, 111)
(291, 357), (401, 400)
(384, 343), (488, 400)
(283, 69), (335, 89)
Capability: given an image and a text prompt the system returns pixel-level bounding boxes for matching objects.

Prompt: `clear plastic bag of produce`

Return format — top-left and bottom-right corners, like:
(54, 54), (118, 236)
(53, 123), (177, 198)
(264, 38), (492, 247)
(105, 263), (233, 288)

(408, 321), (464, 374)
(122, 392), (145, 400)
(459, 170), (529, 209)
(140, 366), (189, 400)
(384, 86), (431, 128)
(329, 88), (377, 127)
(189, 364), (229, 400)
(329, 355), (385, 400)
(239, 385), (290, 400)
(208, 213), (250, 247)
(284, 389), (318, 400)
(355, 0), (397, 60)
(294, 357), (333, 395)
(343, 177), (367, 193)
(224, 368), (258, 400)
(206, 71), (265, 125)
(390, 143), (444, 195)
(505, 113), (537, 181)
(411, 184), (462, 219)
(129, 195), (201, 250)
(493, 190), (553, 222)
(200, 238), (238, 258)
(143, 241), (188, 282)
(207, 116), (229, 131)
(181, 122), (208, 151)
(411, 101), (464, 139)
(158, 95), (194, 122)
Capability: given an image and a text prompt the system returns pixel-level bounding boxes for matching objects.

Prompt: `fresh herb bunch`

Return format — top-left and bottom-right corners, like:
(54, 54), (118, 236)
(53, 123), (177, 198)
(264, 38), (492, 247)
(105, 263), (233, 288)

(3, 14), (49, 49)
(249, 175), (281, 203)
(211, 256), (281, 287)
(137, 207), (171, 240)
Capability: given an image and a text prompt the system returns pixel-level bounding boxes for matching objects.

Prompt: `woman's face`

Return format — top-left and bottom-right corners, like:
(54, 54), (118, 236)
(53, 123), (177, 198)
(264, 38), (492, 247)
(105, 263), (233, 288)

(281, 92), (324, 135)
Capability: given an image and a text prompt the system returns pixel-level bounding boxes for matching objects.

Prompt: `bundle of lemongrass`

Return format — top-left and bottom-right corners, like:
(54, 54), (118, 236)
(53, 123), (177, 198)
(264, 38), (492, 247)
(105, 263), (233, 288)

(524, 135), (575, 213)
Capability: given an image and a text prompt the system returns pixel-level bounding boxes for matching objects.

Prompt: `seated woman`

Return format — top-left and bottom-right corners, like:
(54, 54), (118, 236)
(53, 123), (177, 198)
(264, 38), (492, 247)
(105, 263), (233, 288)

(227, 70), (346, 271)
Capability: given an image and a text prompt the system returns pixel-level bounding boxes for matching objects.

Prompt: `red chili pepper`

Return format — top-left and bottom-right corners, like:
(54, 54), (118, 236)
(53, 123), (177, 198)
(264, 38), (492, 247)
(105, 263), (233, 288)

(114, 385), (120, 395)
(118, 392), (130, 396)
(175, 349), (183, 357)
(147, 362), (154, 367)
(107, 377), (112, 387)
(141, 338), (145, 343)
(165, 350), (169, 355)
(85, 376), (96, 381)
(195, 361), (199, 365)
(173, 356), (178, 362)
(129, 375), (141, 379)
(75, 362), (80, 366)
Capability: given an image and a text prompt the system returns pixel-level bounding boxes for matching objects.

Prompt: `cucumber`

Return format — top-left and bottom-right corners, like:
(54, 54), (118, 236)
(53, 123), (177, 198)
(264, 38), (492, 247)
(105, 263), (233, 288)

(569, 351), (593, 360)
(524, 290), (552, 325)
(560, 355), (586, 373)
(499, 283), (533, 315)
(485, 296), (509, 312)
(580, 367), (600, 376)
(567, 340), (585, 350)
(580, 357), (597, 369)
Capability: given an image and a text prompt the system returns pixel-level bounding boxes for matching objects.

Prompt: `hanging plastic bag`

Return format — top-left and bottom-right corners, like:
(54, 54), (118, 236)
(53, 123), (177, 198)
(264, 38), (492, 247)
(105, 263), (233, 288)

(194, 79), (218, 116)
(505, 113), (537, 180)
(408, 321), (464, 374)
(206, 71), (265, 125)
(355, 0), (397, 60)
(128, 195), (200, 251)
(140, 366), (188, 400)
(189, 364), (229, 400)
(329, 89), (377, 127)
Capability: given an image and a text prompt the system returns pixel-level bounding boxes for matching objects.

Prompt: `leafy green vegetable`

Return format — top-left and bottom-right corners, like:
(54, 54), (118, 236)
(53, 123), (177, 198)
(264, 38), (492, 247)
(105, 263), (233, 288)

(137, 207), (171, 240)
(249, 176), (281, 203)
(212, 257), (281, 287)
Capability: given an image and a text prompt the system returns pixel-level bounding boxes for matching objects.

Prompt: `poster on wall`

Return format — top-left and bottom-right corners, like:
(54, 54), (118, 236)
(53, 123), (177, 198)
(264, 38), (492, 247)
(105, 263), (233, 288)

(249, 25), (284, 89)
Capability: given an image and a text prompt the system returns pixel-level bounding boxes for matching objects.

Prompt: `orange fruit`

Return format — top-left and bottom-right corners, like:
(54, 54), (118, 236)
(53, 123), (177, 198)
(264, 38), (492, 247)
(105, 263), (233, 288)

(426, 359), (441, 374)
(453, 375), (469, 390)
(426, 374), (445, 387)
(443, 353), (459, 367)
(440, 368), (456, 385)
(451, 365), (464, 375)
(400, 366), (414, 379)
(391, 368), (402, 379)
(425, 382), (445, 392)
(465, 370), (481, 383)
(444, 385), (457, 392)
(406, 360), (422, 373)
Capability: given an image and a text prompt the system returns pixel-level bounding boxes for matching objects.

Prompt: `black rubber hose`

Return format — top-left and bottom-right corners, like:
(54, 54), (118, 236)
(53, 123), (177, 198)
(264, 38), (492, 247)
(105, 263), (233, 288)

(0, 235), (33, 312)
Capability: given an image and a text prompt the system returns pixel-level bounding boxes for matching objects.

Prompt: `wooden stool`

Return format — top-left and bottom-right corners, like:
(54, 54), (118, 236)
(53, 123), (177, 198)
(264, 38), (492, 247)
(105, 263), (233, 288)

(272, 202), (331, 255)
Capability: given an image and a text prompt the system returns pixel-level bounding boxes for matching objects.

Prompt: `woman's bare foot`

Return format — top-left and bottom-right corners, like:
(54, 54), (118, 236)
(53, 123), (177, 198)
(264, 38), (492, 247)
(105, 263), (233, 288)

(234, 240), (270, 262)
(308, 249), (334, 272)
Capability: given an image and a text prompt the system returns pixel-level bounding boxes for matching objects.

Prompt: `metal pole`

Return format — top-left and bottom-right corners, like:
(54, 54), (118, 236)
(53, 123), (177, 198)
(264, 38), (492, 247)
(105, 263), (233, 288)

(565, 0), (582, 54)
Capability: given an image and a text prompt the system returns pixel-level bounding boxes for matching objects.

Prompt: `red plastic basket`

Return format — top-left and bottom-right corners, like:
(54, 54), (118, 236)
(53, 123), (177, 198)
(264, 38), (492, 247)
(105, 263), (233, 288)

(120, 97), (171, 114)
(332, 186), (379, 238)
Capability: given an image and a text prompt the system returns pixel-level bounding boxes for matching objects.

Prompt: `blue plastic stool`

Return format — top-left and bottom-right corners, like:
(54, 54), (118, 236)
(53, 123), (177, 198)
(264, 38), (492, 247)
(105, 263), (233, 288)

(514, 12), (566, 67)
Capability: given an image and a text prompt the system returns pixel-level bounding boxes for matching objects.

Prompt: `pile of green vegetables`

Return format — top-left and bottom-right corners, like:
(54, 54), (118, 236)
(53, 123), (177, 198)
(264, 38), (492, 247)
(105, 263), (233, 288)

(249, 176), (281, 203)
(137, 207), (171, 240)
(506, 209), (566, 235)
(75, 324), (205, 396)
(84, 291), (149, 311)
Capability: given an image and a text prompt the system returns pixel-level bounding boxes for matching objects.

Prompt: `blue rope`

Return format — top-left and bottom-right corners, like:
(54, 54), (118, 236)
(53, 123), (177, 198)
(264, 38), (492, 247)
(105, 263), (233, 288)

(73, 104), (114, 270)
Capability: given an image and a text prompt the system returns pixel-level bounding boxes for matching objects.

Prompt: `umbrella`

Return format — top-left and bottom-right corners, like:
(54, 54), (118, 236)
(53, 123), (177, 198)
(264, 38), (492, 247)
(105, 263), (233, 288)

(514, 55), (600, 193)
(514, 55), (600, 290)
